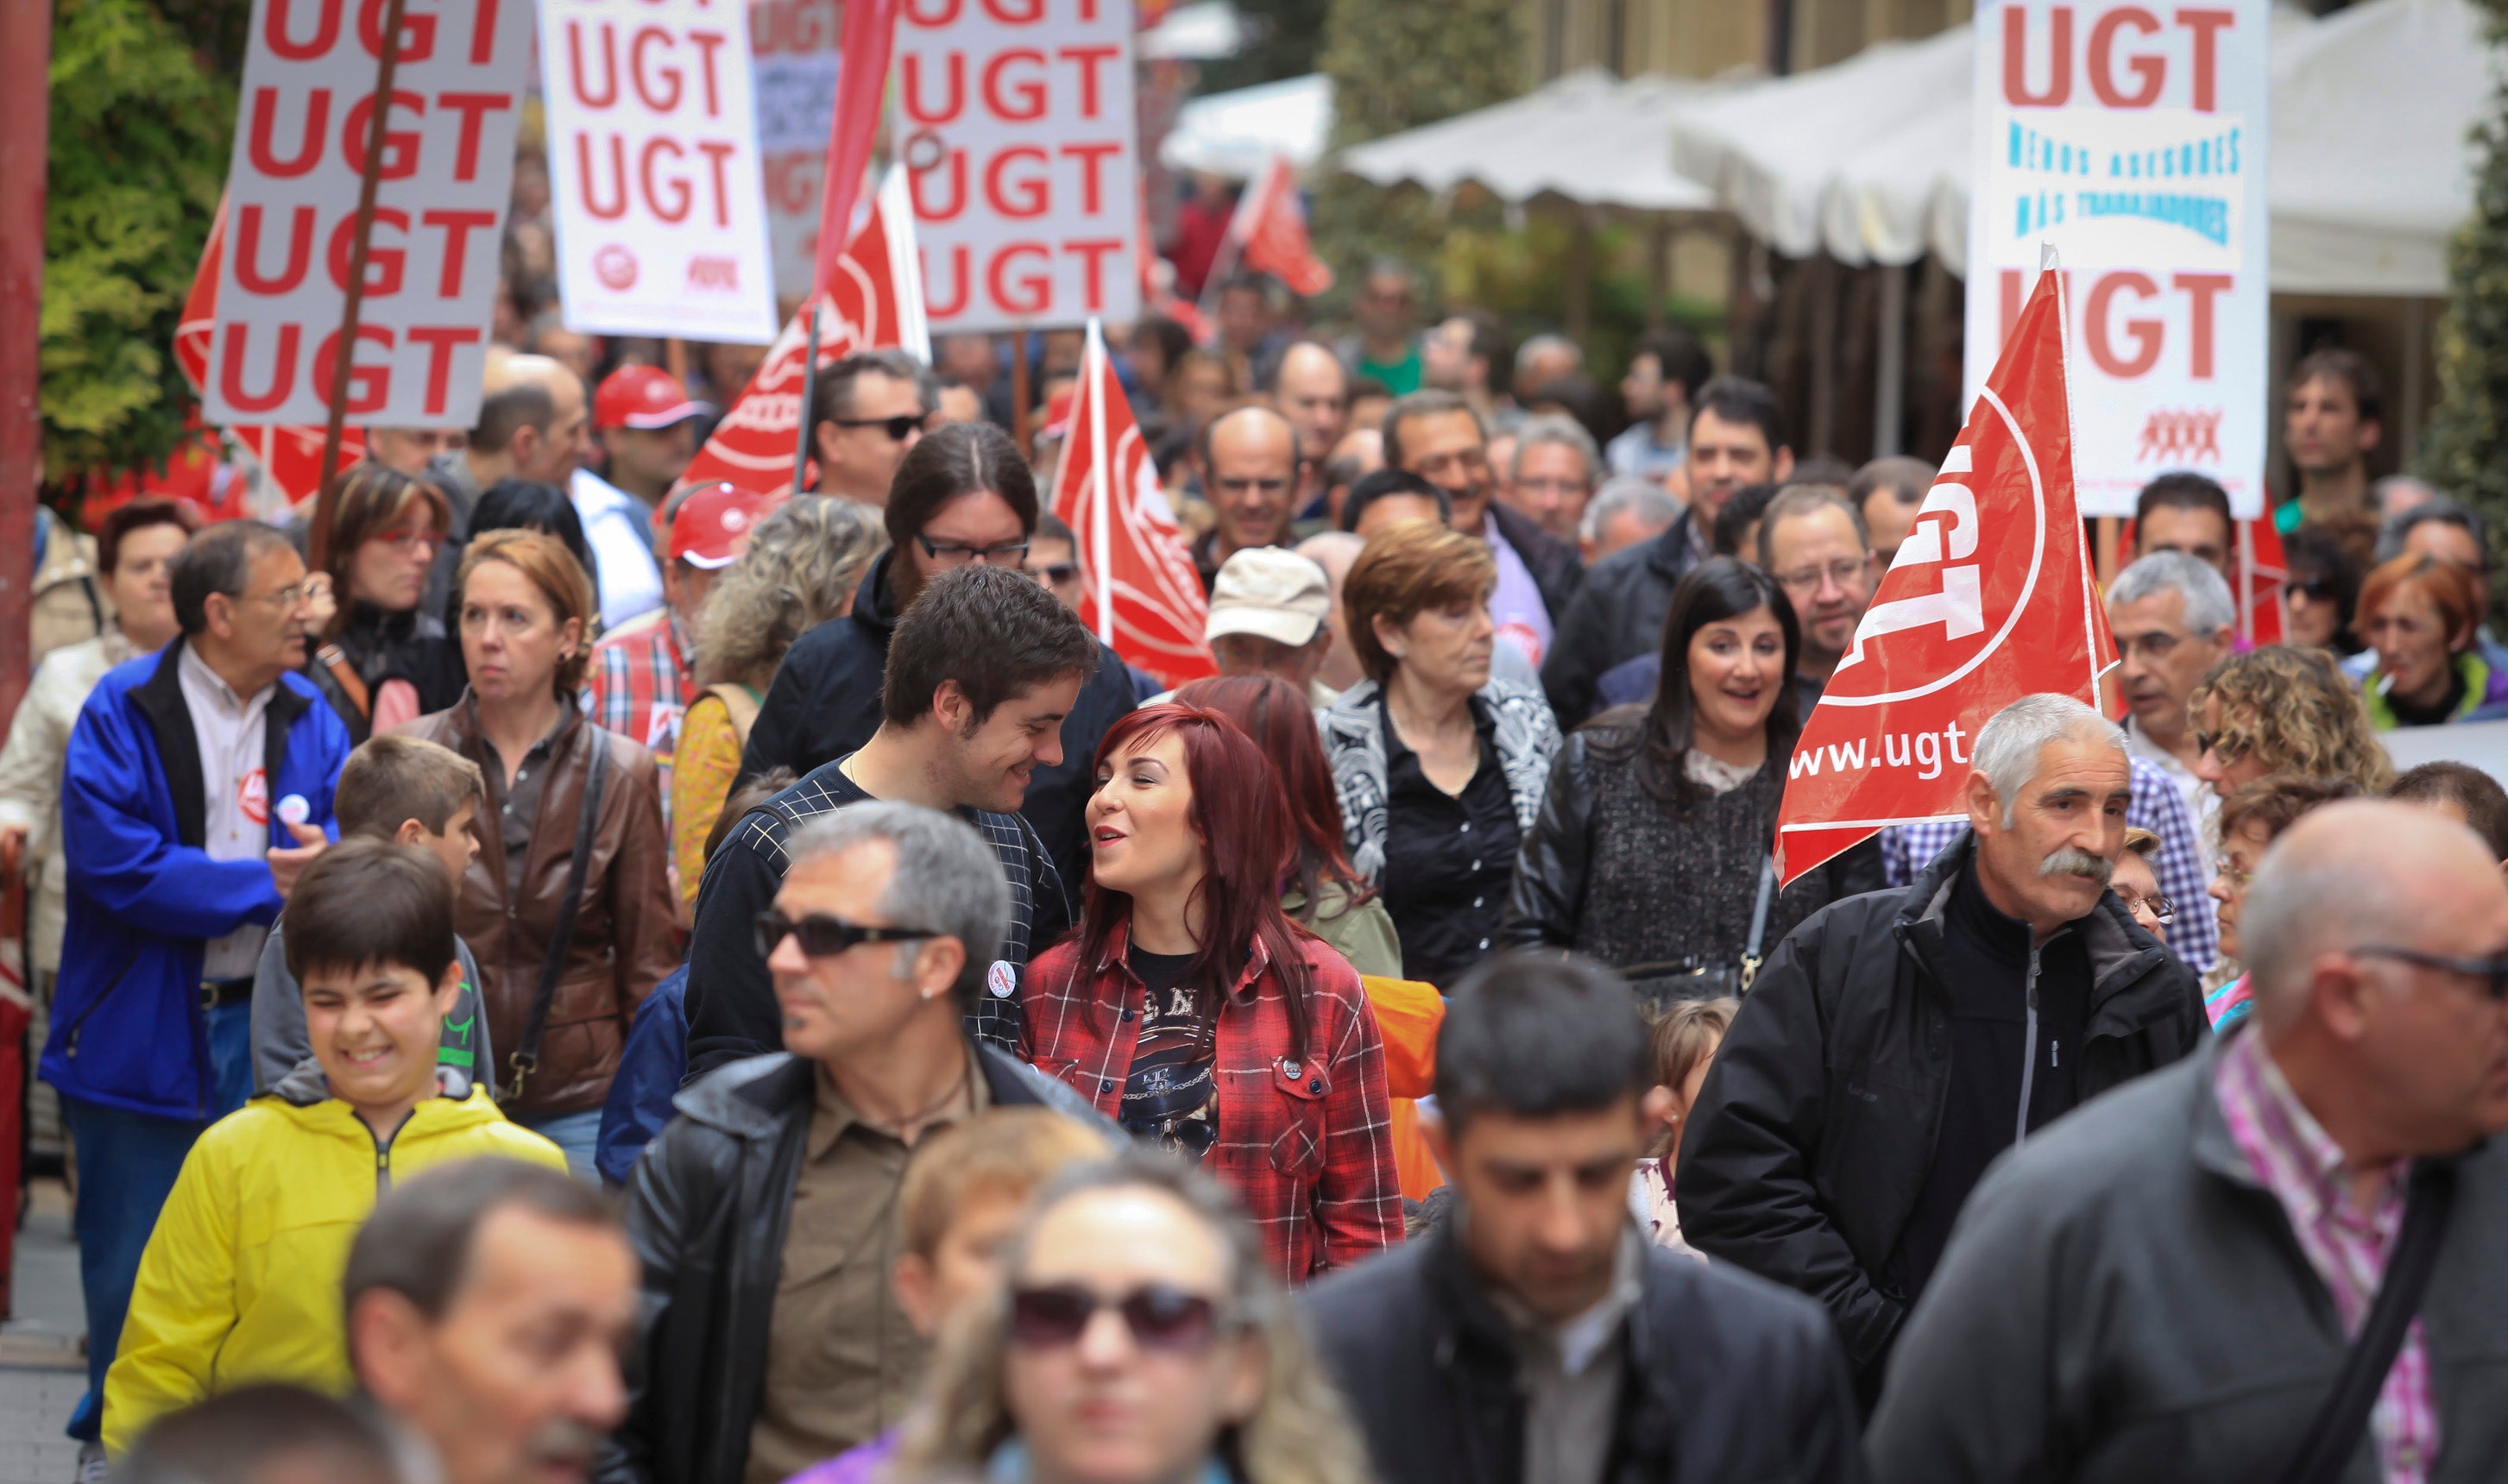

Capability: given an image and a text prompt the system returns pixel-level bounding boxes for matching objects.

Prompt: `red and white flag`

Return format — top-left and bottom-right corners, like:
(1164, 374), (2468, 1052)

(1774, 260), (2117, 885)
(2234, 517), (2286, 647)
(679, 168), (929, 494)
(1226, 155), (1332, 299)
(1049, 320), (1215, 688)
(175, 198), (362, 506)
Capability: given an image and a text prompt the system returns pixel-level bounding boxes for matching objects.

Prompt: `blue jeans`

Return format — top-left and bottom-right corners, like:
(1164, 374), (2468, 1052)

(59, 1097), (210, 1443)
(206, 1000), (255, 1118)
(520, 1110), (604, 1181)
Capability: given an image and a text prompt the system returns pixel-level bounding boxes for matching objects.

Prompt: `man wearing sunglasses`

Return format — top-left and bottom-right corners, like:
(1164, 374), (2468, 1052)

(1873, 800), (2508, 1483)
(808, 350), (929, 506)
(613, 802), (1106, 1484)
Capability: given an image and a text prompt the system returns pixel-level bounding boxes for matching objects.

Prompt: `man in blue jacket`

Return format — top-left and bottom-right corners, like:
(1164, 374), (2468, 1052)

(44, 519), (347, 1464)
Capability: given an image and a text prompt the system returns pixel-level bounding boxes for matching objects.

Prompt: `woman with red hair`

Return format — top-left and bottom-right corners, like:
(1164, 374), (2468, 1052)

(1019, 702), (1401, 1281)
(2358, 552), (2508, 728)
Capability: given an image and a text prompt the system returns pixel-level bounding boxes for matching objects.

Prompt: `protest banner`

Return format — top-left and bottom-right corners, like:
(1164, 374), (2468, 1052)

(539, 0), (778, 342)
(1049, 319), (1213, 687)
(896, 0), (1142, 332)
(205, 0), (532, 429)
(1776, 261), (2118, 885)
(753, 0), (843, 303)
(1965, 1), (2270, 518)
(680, 168), (929, 494)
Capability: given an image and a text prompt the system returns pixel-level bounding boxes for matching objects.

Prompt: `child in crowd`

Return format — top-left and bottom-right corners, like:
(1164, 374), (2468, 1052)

(784, 1108), (1110, 1484)
(103, 842), (567, 1452)
(1632, 997), (1737, 1257)
(251, 734), (499, 1096)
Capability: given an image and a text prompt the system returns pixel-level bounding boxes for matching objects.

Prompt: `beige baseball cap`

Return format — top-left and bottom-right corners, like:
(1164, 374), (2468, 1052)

(1206, 547), (1331, 648)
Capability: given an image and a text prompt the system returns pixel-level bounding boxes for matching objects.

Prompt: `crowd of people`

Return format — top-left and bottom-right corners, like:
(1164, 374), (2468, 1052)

(11, 261), (2508, 1484)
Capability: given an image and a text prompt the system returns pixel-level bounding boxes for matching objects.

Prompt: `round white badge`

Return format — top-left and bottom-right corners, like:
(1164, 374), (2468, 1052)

(987, 960), (1018, 998)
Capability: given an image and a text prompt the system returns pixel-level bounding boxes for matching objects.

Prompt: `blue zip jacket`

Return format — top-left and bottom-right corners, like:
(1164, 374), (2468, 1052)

(43, 640), (350, 1120)
(595, 963), (686, 1188)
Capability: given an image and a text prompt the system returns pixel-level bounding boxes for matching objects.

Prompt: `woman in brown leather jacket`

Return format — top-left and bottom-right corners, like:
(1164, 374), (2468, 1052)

(398, 529), (677, 1170)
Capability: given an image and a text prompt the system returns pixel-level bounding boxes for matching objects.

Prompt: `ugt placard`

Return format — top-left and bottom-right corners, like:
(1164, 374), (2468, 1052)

(207, 0), (532, 429)
(1964, 2), (2271, 518)
(896, 0), (1142, 332)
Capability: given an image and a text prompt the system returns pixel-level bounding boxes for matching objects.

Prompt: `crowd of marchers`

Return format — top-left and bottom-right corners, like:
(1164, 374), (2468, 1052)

(11, 258), (2508, 1484)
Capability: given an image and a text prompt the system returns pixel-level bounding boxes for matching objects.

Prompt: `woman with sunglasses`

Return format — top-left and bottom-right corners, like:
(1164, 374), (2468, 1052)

(2187, 645), (2393, 806)
(891, 1151), (1374, 1484)
(306, 463), (466, 741)
(2279, 525), (2364, 656)
(2202, 777), (2360, 1030)
(1020, 704), (1401, 1282)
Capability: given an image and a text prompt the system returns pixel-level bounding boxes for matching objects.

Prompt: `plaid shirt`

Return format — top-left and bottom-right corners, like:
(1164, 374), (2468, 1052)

(1879, 751), (2218, 972)
(2216, 1026), (2437, 1484)
(1020, 921), (1402, 1284)
(589, 609), (695, 825)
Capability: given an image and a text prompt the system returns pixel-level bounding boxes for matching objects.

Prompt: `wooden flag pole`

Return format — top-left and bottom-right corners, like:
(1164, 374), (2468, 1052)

(1011, 328), (1031, 458)
(309, 0), (409, 575)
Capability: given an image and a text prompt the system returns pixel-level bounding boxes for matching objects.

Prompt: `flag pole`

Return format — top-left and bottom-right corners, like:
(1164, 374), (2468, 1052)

(1194, 163), (1263, 329)
(791, 301), (822, 496)
(1086, 318), (1114, 647)
(310, 0), (409, 574)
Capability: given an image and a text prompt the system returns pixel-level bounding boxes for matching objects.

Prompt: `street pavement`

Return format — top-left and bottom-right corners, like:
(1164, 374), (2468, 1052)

(0, 1181), (87, 1484)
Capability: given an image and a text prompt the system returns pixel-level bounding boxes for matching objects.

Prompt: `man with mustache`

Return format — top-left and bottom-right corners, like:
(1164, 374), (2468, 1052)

(1679, 695), (2206, 1402)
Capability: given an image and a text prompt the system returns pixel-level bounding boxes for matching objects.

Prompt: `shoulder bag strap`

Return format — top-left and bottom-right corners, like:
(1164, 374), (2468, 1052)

(507, 729), (611, 1100)
(317, 644), (371, 720)
(704, 682), (763, 746)
(2271, 1160), (2459, 1484)
(1738, 856), (1777, 992)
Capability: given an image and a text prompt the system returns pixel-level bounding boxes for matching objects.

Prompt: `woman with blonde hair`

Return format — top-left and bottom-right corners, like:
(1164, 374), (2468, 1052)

(890, 1149), (1376, 1484)
(2186, 644), (2393, 802)
(667, 496), (885, 902)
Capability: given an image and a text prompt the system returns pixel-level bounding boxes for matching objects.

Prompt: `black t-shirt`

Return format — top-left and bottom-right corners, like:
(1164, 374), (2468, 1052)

(1121, 946), (1218, 1156)
(1377, 695), (1520, 990)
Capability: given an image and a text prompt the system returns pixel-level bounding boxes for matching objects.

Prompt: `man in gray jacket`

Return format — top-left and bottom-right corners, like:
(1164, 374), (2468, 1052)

(1868, 800), (2508, 1483)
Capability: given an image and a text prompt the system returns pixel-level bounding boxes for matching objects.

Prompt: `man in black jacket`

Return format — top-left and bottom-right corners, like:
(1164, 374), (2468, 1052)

(1384, 390), (1582, 654)
(1306, 952), (1866, 1484)
(734, 421), (1137, 887)
(685, 565), (1097, 1072)
(605, 801), (1108, 1484)
(1541, 376), (1794, 727)
(1679, 694), (2206, 1399)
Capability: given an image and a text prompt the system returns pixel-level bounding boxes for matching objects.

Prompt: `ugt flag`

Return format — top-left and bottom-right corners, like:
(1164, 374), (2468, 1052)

(1049, 320), (1216, 688)
(680, 167), (929, 494)
(1229, 155), (1332, 298)
(1774, 260), (2117, 885)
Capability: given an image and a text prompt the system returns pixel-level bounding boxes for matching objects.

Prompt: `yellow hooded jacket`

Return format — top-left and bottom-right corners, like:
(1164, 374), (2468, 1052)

(101, 1069), (567, 1454)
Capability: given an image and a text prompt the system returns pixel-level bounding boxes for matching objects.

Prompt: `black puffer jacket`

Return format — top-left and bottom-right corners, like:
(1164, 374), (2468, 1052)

(1304, 1217), (1867, 1484)
(598, 1047), (1110, 1484)
(734, 548), (1137, 889)
(1676, 832), (2205, 1384)
(1538, 509), (1704, 729)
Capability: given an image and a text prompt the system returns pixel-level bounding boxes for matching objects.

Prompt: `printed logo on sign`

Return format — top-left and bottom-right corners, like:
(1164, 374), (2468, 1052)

(238, 769), (269, 828)
(687, 256), (740, 290)
(2136, 407), (2223, 463)
(987, 960), (1017, 999)
(595, 245), (639, 292)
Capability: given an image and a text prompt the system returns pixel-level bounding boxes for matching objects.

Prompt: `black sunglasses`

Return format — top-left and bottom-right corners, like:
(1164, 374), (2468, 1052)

(753, 909), (930, 960)
(1032, 562), (1080, 585)
(832, 413), (923, 442)
(2289, 575), (2341, 601)
(2354, 946), (2508, 1001)
(1009, 1283), (1232, 1354)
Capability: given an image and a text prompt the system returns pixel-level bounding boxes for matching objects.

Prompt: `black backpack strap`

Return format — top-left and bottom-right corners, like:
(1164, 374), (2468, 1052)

(507, 730), (612, 1100)
(2271, 1158), (2458, 1484)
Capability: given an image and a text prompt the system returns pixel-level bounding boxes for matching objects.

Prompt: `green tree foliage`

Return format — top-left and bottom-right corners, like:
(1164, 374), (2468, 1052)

(41, 0), (235, 494)
(1194, 0), (1332, 95)
(2419, 0), (2508, 575)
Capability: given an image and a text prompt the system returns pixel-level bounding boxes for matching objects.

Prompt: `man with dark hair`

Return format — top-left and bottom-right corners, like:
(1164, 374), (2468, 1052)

(614, 803), (1105, 1484)
(427, 352), (592, 612)
(1189, 404), (1303, 590)
(1610, 328), (1716, 486)
(1340, 468), (1452, 537)
(1307, 951), (1864, 1484)
(1850, 455), (1931, 566)
(1333, 259), (1425, 395)
(117, 1384), (400, 1484)
(2133, 471), (2235, 577)
(738, 423), (1137, 885)
(2391, 759), (2508, 863)
(1541, 374), (1796, 726)
(46, 520), (349, 1468)
(1215, 270), (1289, 368)
(1384, 388), (1582, 669)
(691, 564), (1100, 1072)
(2280, 347), (2385, 539)
(1758, 486), (1876, 704)
(345, 1159), (635, 1484)
(809, 349), (929, 505)
(1421, 307), (1507, 418)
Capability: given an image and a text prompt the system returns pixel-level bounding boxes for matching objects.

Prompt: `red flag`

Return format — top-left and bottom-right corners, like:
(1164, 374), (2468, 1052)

(814, 0), (902, 298)
(177, 196), (362, 507)
(683, 170), (928, 494)
(1228, 156), (1332, 298)
(1774, 264), (2116, 885)
(1049, 320), (1215, 687)
(2235, 516), (2286, 646)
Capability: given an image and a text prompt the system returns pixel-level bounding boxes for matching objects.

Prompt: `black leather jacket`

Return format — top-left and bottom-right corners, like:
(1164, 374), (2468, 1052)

(599, 1047), (1110, 1484)
(1539, 510), (1704, 729)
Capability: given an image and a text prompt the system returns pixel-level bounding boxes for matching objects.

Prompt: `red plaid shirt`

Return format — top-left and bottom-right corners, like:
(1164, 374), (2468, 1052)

(587, 609), (694, 821)
(1021, 921), (1402, 1283)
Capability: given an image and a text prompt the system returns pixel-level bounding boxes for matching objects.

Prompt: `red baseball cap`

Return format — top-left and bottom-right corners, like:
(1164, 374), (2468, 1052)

(669, 482), (785, 569)
(595, 366), (712, 431)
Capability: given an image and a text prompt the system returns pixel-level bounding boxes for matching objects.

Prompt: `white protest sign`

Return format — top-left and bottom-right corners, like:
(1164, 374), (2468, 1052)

(540, 0), (780, 343)
(895, 0), (1141, 333)
(1965, 2), (2270, 518)
(207, 0), (532, 429)
(751, 0), (843, 305)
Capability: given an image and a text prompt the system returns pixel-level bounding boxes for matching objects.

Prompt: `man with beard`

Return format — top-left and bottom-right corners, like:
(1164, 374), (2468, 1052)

(1679, 695), (2205, 1402)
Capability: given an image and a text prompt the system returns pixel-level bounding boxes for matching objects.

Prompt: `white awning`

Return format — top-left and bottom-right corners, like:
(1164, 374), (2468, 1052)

(1337, 68), (1726, 213)
(1160, 72), (1333, 180)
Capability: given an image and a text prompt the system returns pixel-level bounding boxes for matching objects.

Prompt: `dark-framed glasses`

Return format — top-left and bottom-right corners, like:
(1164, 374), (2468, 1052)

(753, 909), (931, 960)
(2353, 946), (2508, 1001)
(1008, 1283), (1235, 1354)
(832, 413), (923, 442)
(917, 534), (1030, 569)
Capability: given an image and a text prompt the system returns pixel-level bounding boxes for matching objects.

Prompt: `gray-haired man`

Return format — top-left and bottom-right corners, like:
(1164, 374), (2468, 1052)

(2108, 551), (2236, 840)
(611, 802), (1106, 1484)
(1679, 695), (2205, 1399)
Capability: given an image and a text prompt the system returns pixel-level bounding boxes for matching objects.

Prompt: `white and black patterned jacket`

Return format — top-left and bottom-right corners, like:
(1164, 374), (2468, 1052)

(1320, 677), (1560, 884)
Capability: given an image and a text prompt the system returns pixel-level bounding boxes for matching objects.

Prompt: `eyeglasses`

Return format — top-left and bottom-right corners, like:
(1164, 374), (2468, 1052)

(831, 413), (923, 443)
(1008, 1283), (1234, 1354)
(372, 526), (440, 552)
(2124, 894), (2177, 925)
(2289, 576), (2340, 602)
(1774, 558), (1872, 594)
(2212, 856), (2254, 888)
(1210, 475), (1293, 500)
(1516, 476), (1591, 499)
(1030, 563), (1080, 586)
(236, 583), (309, 610)
(2117, 631), (2190, 663)
(752, 909), (931, 960)
(1408, 448), (1489, 481)
(2354, 945), (2508, 1001)
(2192, 728), (2247, 764)
(917, 534), (1031, 569)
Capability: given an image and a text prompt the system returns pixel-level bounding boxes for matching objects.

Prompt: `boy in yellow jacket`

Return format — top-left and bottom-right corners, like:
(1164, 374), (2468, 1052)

(102, 840), (567, 1453)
